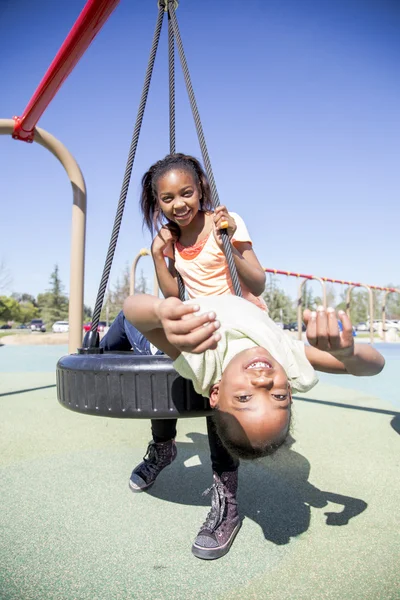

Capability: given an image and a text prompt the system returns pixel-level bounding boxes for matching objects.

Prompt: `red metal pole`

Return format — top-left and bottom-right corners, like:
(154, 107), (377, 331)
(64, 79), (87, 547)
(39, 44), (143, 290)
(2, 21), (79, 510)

(13, 0), (121, 142)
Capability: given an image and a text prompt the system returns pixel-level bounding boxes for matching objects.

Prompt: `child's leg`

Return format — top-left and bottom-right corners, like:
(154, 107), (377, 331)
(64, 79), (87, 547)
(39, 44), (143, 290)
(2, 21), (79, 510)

(100, 311), (133, 351)
(129, 419), (178, 493)
(117, 313), (178, 492)
(151, 419), (177, 443)
(191, 417), (241, 560)
(206, 416), (239, 475)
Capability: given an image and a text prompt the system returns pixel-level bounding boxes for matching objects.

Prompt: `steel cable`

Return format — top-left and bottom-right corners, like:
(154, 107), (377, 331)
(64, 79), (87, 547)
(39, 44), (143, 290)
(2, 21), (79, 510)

(167, 1), (242, 297)
(89, 7), (165, 336)
(168, 7), (186, 302)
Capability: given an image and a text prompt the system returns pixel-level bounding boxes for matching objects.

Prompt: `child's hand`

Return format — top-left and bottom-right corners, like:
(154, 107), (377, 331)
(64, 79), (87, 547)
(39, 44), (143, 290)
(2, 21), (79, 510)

(156, 297), (221, 354)
(213, 206), (237, 249)
(151, 226), (177, 257)
(303, 306), (355, 361)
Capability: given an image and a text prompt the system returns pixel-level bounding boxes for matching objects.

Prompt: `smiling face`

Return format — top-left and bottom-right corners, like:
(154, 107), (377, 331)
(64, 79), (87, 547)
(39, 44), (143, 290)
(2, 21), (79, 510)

(210, 346), (292, 450)
(156, 169), (202, 228)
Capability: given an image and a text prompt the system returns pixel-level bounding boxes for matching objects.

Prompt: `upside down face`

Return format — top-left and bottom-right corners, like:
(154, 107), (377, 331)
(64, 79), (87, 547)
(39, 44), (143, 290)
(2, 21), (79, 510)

(210, 346), (292, 448)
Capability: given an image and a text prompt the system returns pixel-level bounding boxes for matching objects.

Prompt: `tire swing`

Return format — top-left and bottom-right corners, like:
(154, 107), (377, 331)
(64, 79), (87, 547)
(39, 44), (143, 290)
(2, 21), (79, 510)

(57, 0), (242, 419)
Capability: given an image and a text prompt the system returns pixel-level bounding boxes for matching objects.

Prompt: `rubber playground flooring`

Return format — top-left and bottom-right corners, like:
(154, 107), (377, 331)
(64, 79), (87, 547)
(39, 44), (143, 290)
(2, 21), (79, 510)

(0, 345), (399, 600)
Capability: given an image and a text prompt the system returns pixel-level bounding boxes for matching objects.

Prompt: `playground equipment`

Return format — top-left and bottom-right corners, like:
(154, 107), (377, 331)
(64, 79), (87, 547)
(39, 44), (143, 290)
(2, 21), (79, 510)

(129, 249), (159, 297)
(4, 0), (242, 418)
(265, 268), (400, 344)
(4, 1), (396, 418)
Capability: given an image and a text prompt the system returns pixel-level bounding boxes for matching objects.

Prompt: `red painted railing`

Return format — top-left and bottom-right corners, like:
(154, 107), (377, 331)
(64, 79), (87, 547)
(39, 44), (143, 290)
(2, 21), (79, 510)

(12, 0), (121, 142)
(264, 268), (397, 293)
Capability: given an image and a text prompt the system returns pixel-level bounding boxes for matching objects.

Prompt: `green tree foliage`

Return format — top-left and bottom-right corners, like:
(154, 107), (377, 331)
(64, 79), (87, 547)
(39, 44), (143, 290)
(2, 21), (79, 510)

(84, 304), (92, 320)
(0, 296), (21, 322)
(18, 301), (39, 323)
(37, 265), (69, 325)
(337, 288), (369, 324)
(385, 284), (400, 319)
(10, 292), (39, 323)
(263, 275), (296, 323)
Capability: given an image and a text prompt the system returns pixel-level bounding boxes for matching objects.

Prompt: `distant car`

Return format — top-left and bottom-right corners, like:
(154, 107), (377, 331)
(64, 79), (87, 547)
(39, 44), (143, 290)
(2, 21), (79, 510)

(274, 321), (284, 329)
(52, 321), (69, 333)
(16, 324), (28, 329)
(287, 322), (306, 332)
(384, 320), (400, 331)
(30, 319), (46, 332)
(356, 322), (368, 332)
(0, 324), (12, 329)
(83, 321), (107, 332)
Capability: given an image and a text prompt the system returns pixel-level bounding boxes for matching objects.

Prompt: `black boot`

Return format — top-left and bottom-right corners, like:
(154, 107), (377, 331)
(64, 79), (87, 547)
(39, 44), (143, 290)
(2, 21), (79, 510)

(192, 470), (241, 560)
(129, 439), (177, 492)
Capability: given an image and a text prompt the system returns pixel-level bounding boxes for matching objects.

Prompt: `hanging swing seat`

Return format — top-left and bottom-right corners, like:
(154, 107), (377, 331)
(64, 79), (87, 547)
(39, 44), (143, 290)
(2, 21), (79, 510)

(56, 1), (241, 420)
(57, 352), (211, 418)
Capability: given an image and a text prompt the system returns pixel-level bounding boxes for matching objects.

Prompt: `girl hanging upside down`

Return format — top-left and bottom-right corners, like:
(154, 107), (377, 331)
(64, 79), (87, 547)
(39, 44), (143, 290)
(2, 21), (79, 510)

(123, 293), (384, 558)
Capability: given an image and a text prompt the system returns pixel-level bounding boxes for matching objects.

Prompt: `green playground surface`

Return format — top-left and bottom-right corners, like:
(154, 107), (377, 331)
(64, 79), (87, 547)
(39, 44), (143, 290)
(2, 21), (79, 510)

(0, 345), (399, 600)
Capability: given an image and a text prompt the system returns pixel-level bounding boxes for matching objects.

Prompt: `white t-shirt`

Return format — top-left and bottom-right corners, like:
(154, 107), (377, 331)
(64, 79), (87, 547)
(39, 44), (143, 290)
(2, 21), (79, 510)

(173, 295), (318, 397)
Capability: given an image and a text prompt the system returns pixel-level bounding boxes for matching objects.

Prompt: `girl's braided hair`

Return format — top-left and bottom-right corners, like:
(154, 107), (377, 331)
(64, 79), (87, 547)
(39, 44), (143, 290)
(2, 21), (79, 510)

(140, 153), (213, 234)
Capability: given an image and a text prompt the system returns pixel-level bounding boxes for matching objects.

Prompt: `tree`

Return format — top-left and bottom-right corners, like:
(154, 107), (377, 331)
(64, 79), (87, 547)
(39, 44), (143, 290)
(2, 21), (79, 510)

(18, 301), (38, 324)
(301, 283), (315, 311)
(314, 283), (336, 309)
(337, 287), (369, 324)
(385, 284), (400, 319)
(11, 292), (38, 307)
(134, 269), (149, 294)
(0, 296), (21, 322)
(100, 264), (149, 322)
(263, 275), (296, 323)
(37, 265), (69, 324)
(84, 304), (92, 320)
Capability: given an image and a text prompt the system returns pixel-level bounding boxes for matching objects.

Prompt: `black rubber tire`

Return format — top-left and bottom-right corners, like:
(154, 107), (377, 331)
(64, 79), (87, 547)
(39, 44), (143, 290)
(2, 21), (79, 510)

(56, 352), (212, 419)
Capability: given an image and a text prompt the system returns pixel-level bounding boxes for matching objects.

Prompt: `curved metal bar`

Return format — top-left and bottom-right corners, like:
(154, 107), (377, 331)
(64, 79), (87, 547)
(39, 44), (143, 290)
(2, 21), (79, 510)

(0, 118), (86, 354)
(381, 288), (400, 342)
(297, 276), (327, 340)
(346, 284), (374, 344)
(130, 249), (159, 297)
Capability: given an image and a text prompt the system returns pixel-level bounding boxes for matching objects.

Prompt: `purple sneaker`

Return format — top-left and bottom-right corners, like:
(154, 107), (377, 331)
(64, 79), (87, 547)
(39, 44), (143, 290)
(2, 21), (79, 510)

(129, 439), (177, 492)
(192, 470), (241, 560)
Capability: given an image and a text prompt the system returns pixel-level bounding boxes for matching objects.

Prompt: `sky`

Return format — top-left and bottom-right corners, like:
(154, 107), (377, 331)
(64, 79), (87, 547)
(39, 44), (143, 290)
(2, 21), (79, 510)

(0, 0), (399, 309)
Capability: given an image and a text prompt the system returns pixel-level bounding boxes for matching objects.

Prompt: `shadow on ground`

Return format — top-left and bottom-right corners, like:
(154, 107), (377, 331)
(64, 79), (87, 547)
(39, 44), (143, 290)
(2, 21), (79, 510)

(295, 395), (400, 437)
(148, 434), (367, 546)
(0, 384), (56, 398)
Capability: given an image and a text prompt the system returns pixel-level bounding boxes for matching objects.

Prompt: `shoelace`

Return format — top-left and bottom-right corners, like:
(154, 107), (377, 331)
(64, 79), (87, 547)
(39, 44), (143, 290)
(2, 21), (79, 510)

(139, 443), (170, 479)
(201, 479), (226, 532)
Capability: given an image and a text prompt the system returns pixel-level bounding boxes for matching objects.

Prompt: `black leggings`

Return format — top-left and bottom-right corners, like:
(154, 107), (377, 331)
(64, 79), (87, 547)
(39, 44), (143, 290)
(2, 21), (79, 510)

(152, 417), (239, 475)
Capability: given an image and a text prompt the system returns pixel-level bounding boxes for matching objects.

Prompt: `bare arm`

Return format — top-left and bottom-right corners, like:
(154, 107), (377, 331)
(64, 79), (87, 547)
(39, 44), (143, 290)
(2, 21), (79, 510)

(152, 252), (179, 298)
(305, 344), (384, 376)
(213, 207), (266, 296)
(150, 227), (180, 298)
(123, 295), (221, 359)
(231, 242), (266, 296)
(304, 307), (385, 376)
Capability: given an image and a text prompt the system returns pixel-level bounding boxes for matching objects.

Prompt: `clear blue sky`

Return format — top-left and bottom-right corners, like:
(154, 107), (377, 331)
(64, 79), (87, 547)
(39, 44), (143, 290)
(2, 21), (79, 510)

(0, 0), (399, 308)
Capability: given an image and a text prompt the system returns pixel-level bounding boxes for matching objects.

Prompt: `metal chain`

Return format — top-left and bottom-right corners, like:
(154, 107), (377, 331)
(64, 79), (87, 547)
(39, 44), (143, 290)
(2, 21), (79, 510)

(89, 7), (165, 337)
(167, 1), (242, 297)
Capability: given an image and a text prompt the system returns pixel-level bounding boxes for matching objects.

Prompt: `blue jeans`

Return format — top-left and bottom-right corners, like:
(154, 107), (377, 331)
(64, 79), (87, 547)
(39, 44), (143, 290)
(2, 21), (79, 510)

(100, 310), (163, 355)
(101, 311), (239, 473)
